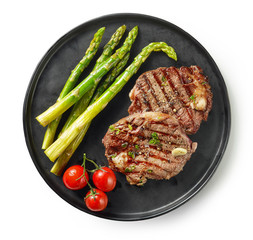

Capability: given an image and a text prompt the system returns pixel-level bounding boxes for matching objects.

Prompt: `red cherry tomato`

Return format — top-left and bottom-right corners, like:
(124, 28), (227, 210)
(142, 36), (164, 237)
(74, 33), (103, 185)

(85, 189), (108, 211)
(63, 165), (89, 190)
(92, 167), (116, 192)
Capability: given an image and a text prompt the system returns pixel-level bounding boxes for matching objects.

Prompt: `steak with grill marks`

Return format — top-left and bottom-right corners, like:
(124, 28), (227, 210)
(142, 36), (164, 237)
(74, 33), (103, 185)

(128, 66), (212, 134)
(102, 112), (197, 186)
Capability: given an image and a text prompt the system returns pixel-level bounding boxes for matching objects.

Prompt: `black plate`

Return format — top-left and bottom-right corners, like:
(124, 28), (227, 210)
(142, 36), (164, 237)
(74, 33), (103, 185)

(23, 13), (231, 221)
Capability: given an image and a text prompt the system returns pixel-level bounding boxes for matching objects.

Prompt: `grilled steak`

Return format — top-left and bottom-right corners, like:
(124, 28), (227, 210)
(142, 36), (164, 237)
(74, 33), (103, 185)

(128, 66), (212, 134)
(102, 112), (197, 186)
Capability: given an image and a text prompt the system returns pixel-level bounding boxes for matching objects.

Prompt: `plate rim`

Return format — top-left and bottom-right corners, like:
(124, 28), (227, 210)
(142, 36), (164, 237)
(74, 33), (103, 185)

(23, 12), (231, 221)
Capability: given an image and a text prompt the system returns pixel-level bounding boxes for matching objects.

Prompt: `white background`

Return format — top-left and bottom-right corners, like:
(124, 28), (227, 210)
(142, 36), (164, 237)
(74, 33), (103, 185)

(1, 0), (252, 239)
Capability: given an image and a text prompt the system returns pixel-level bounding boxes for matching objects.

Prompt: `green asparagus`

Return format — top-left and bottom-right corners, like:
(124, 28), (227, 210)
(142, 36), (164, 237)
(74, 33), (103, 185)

(59, 51), (130, 135)
(91, 52), (130, 103)
(93, 25), (126, 69)
(59, 25), (127, 135)
(45, 42), (177, 162)
(41, 27), (105, 149)
(36, 26), (138, 127)
(51, 52), (130, 175)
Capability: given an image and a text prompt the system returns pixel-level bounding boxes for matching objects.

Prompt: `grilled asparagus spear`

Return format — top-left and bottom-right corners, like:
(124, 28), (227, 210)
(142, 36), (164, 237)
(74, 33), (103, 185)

(59, 25), (127, 135)
(45, 42), (177, 162)
(51, 52), (130, 175)
(41, 27), (105, 149)
(36, 26), (138, 127)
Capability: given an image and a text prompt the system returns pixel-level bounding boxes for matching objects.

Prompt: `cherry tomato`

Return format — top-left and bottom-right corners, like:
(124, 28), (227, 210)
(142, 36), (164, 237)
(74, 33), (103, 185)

(63, 165), (89, 190)
(92, 167), (116, 192)
(85, 189), (108, 211)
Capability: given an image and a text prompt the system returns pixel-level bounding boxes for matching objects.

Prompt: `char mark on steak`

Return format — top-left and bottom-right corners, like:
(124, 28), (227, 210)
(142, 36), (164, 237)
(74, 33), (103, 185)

(128, 66), (212, 134)
(102, 112), (197, 186)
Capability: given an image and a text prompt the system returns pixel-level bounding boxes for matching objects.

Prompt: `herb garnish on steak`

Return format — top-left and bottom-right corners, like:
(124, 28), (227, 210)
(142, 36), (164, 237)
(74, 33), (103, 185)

(102, 112), (197, 186)
(128, 66), (212, 134)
